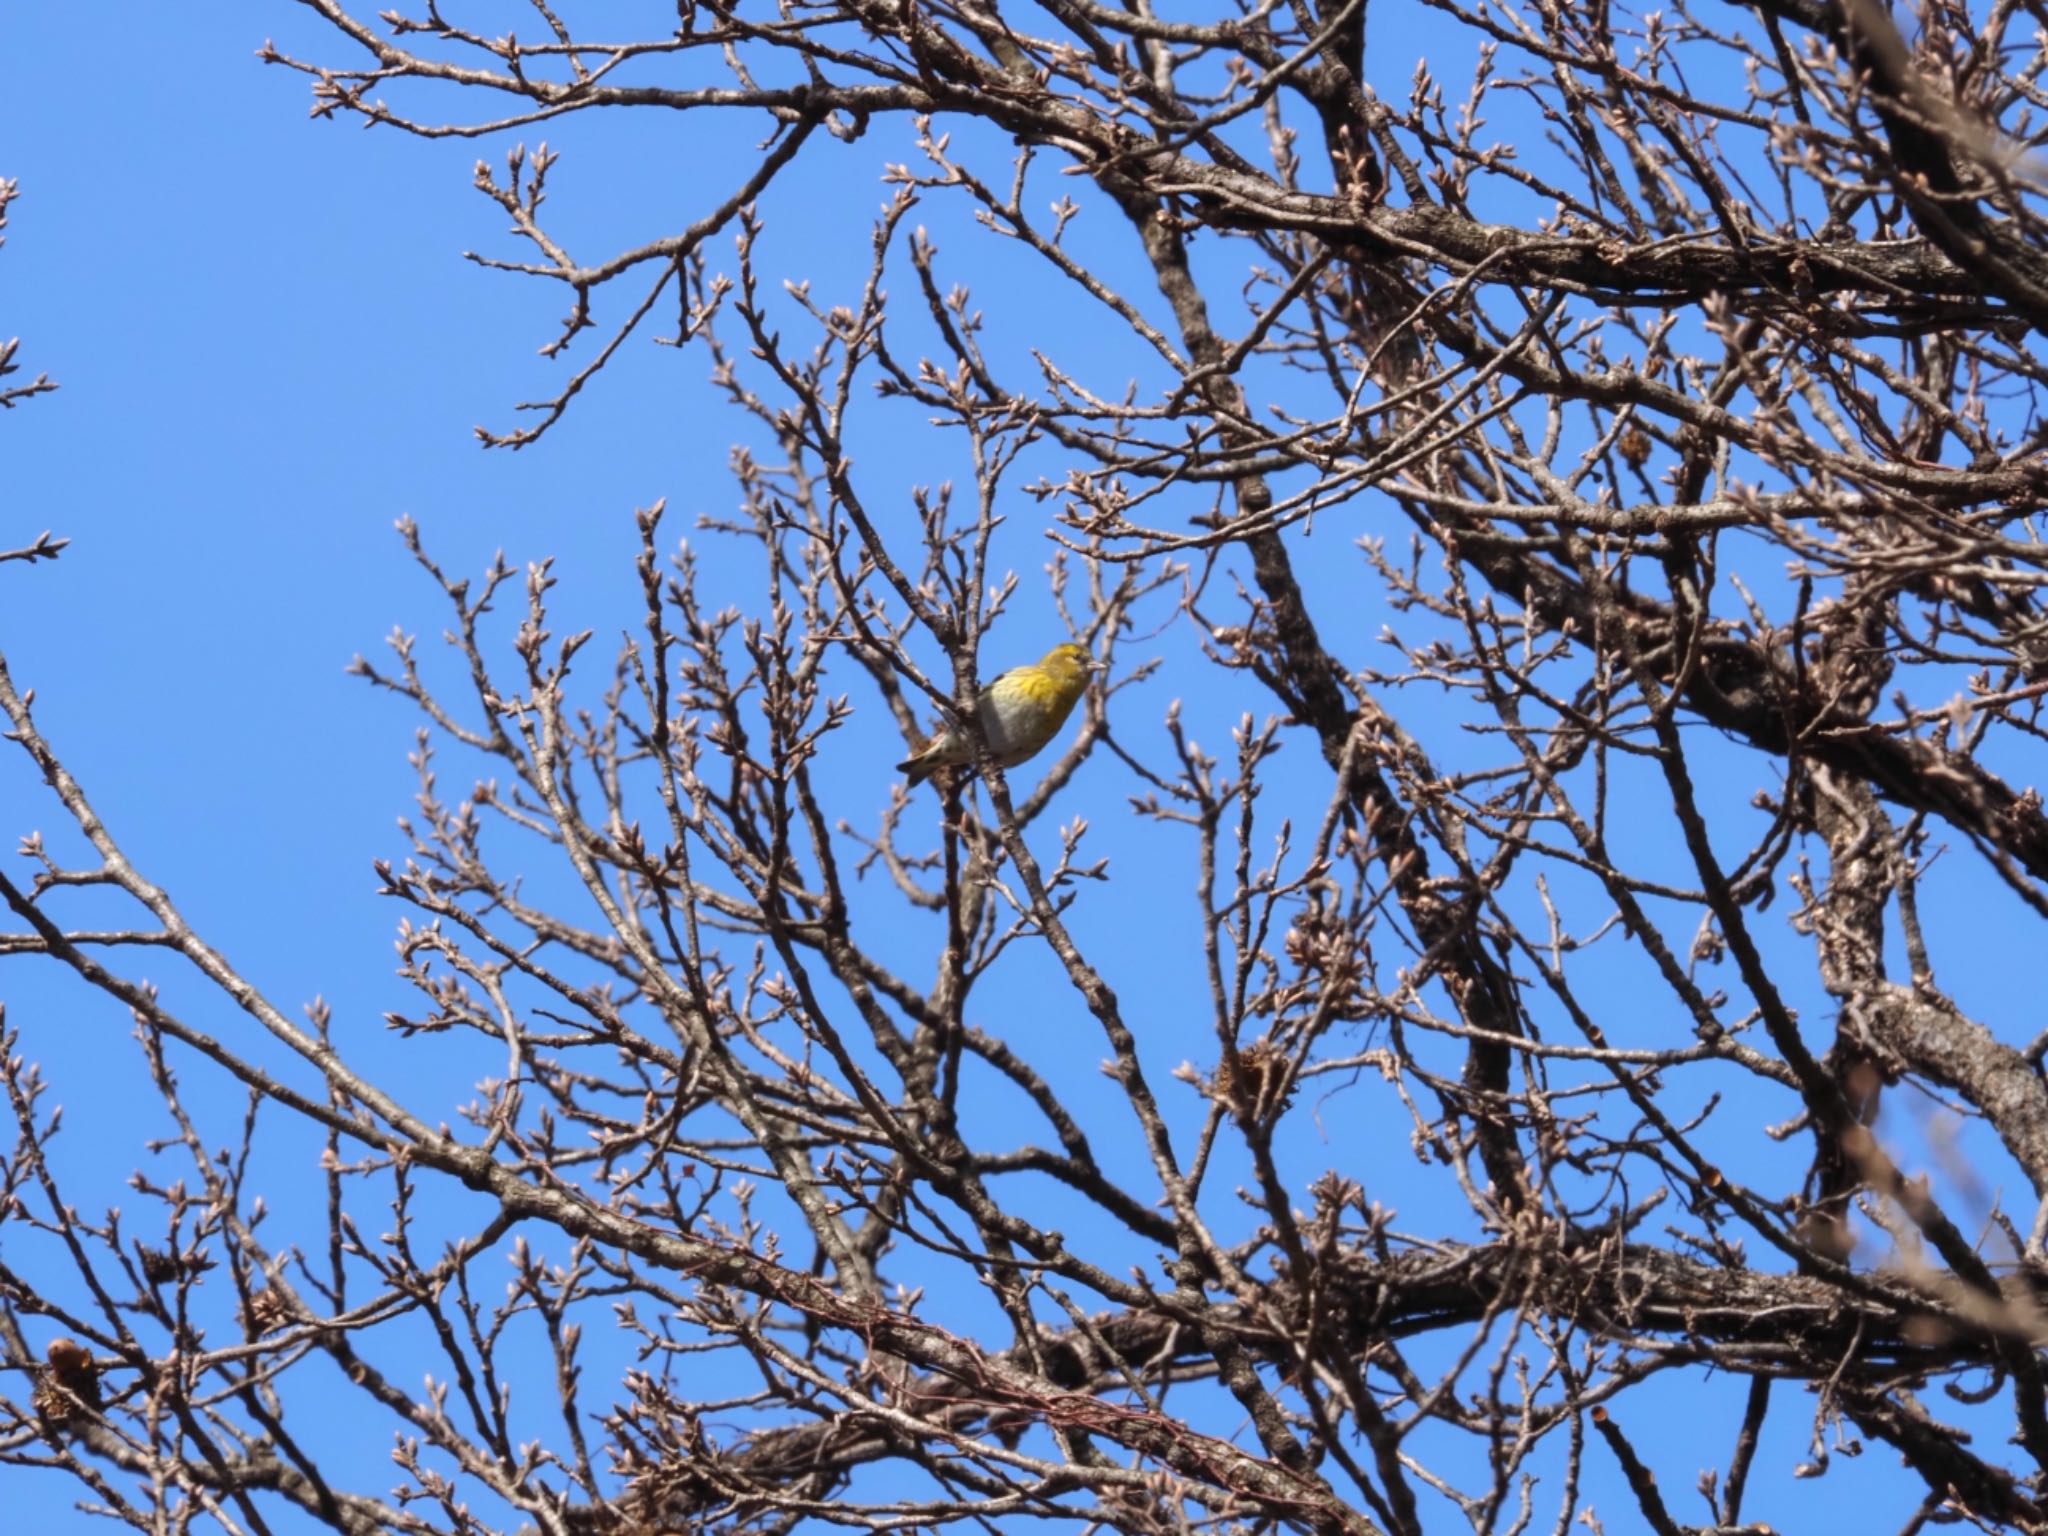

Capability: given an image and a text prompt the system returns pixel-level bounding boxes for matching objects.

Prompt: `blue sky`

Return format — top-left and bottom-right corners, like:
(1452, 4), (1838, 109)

(2, 4), (2035, 1532)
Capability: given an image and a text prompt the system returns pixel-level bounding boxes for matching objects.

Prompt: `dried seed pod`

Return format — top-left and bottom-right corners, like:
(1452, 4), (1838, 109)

(245, 1286), (292, 1335)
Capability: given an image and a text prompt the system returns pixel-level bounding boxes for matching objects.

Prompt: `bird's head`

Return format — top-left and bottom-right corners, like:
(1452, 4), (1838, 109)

(1037, 643), (1097, 699)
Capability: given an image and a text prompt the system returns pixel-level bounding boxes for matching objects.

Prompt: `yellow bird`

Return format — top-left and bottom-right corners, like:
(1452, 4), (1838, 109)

(897, 643), (1096, 787)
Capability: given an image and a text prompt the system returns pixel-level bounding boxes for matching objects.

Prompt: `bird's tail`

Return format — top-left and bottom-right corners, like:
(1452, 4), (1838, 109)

(896, 755), (934, 788)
